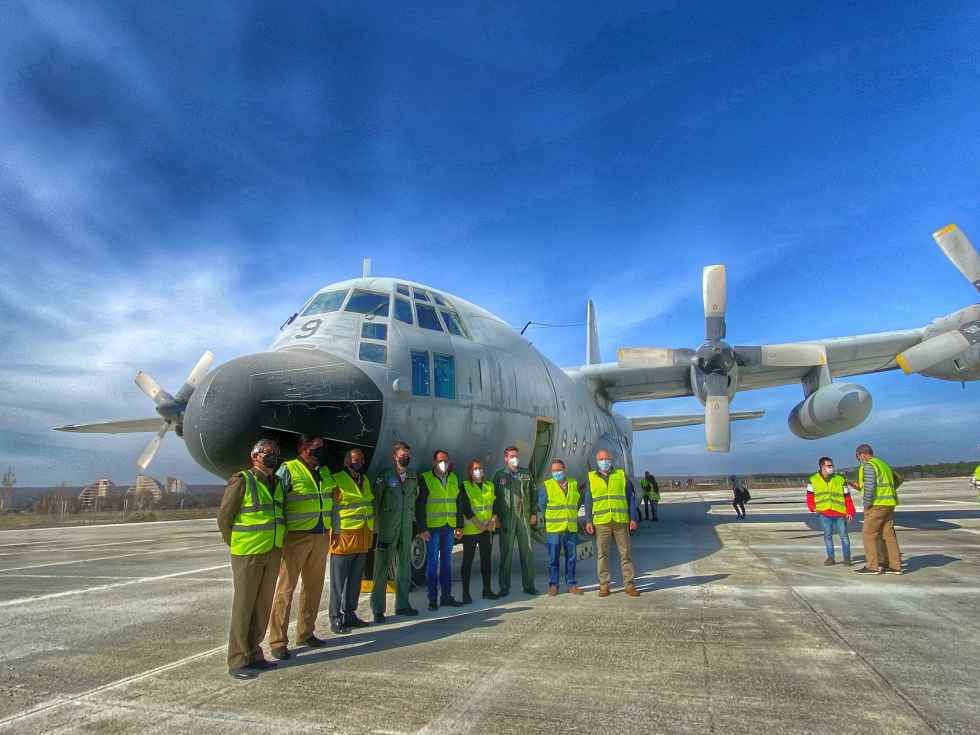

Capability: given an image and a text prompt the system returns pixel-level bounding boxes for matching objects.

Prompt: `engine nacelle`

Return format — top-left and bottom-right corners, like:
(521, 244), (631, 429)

(788, 383), (872, 440)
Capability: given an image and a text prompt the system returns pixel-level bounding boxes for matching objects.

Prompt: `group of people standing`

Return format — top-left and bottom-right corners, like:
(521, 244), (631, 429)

(216, 437), (644, 680)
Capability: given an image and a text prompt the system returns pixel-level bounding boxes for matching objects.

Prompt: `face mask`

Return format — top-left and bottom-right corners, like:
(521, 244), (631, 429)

(552, 471), (565, 482)
(350, 461), (363, 473)
(823, 466), (834, 476)
(396, 454), (410, 468)
(507, 456), (519, 469)
(311, 446), (325, 464)
(262, 452), (281, 469)
(436, 460), (448, 474)
(472, 469), (484, 481)
(597, 459), (612, 472)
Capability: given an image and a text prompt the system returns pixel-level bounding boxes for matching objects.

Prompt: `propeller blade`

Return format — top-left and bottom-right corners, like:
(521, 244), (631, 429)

(703, 265), (727, 340)
(896, 324), (979, 374)
(618, 347), (677, 369)
(136, 425), (169, 470)
(134, 372), (173, 406)
(54, 418), (166, 434)
(705, 395), (731, 453)
(933, 224), (980, 292)
(174, 350), (215, 403)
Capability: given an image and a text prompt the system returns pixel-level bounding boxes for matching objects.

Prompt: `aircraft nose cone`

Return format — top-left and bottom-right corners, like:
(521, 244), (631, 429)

(182, 349), (383, 478)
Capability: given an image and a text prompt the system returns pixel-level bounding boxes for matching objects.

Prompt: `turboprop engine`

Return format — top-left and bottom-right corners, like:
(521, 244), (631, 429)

(788, 383), (872, 440)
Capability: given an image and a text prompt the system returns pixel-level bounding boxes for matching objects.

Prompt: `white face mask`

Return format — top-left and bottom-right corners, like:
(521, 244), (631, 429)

(472, 469), (484, 481)
(507, 456), (519, 469)
(436, 460), (448, 474)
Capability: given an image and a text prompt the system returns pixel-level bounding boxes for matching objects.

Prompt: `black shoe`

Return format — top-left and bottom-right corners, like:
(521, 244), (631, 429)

(855, 566), (884, 575)
(441, 596), (463, 607)
(246, 658), (277, 671)
(428, 599), (438, 611)
(303, 635), (328, 648)
(462, 592), (473, 604)
(523, 587), (538, 596)
(373, 612), (386, 624)
(482, 589), (499, 600)
(330, 622), (351, 634)
(395, 607), (419, 616)
(269, 647), (291, 660)
(229, 666), (258, 680)
(344, 616), (370, 628)
(498, 588), (510, 597)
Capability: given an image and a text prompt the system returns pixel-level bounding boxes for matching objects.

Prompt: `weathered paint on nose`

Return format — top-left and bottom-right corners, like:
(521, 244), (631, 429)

(182, 349), (383, 478)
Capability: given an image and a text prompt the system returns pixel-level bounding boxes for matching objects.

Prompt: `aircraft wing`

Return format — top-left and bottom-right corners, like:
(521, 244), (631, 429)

(566, 328), (924, 402)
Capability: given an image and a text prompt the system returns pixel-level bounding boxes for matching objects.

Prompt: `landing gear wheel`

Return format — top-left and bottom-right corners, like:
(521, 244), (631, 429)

(411, 534), (427, 587)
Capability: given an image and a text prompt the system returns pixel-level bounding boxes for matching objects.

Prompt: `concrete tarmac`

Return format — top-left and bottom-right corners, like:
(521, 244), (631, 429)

(0, 478), (978, 734)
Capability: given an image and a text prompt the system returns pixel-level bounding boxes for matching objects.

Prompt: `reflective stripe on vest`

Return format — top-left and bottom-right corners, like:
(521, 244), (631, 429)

(544, 477), (579, 534)
(422, 471), (459, 529)
(333, 471), (375, 531)
(462, 480), (495, 536)
(230, 470), (285, 556)
(858, 458), (898, 507)
(589, 469), (629, 525)
(808, 473), (847, 514)
(282, 459), (336, 532)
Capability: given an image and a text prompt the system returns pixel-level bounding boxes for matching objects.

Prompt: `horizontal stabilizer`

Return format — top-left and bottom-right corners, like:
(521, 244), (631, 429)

(631, 410), (765, 432)
(53, 418), (166, 434)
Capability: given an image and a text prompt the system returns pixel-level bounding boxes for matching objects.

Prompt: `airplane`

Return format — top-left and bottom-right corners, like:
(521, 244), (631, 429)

(55, 223), (979, 492)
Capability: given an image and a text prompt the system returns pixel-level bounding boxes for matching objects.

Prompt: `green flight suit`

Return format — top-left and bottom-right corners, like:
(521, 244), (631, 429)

(371, 467), (419, 614)
(492, 466), (537, 594)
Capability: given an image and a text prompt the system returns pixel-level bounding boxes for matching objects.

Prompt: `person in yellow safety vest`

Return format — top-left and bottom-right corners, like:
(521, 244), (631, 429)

(640, 471), (661, 521)
(972, 464), (980, 497)
(216, 439), (286, 680)
(848, 443), (903, 575)
(417, 449), (464, 610)
(532, 458), (583, 596)
(806, 456), (855, 566)
(328, 448), (375, 633)
(458, 458), (500, 603)
(267, 435), (336, 659)
(584, 449), (639, 597)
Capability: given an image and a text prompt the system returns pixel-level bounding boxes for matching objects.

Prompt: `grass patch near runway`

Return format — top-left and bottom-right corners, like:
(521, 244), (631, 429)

(0, 508), (217, 530)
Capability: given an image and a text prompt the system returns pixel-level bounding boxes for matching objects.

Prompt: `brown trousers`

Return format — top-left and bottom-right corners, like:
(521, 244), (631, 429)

(596, 521), (635, 586)
(863, 506), (902, 571)
(268, 531), (329, 648)
(228, 548), (282, 669)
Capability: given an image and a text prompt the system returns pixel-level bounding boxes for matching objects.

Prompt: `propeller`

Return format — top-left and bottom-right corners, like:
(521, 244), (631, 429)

(133, 351), (214, 470)
(896, 225), (980, 374)
(618, 265), (827, 452)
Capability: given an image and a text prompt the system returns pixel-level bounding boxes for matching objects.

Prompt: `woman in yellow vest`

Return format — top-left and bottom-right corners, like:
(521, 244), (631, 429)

(533, 458), (583, 596)
(458, 459), (499, 603)
(328, 448), (374, 633)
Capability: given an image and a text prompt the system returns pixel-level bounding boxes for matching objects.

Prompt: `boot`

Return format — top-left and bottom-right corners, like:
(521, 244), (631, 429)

(598, 583), (610, 597)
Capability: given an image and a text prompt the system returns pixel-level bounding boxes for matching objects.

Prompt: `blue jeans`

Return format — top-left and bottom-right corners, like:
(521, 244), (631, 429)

(546, 533), (577, 588)
(819, 515), (850, 560)
(426, 526), (454, 601)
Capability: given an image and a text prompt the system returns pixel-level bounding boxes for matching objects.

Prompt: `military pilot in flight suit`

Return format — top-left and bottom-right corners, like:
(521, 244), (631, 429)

(370, 441), (420, 623)
(492, 445), (538, 596)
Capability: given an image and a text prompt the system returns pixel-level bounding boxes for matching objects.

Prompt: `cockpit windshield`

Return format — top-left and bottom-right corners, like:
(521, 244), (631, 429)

(302, 290), (348, 316)
(344, 290), (390, 317)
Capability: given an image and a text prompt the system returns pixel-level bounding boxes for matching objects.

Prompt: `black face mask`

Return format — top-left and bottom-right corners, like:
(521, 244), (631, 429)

(396, 455), (410, 468)
(311, 446), (326, 464)
(262, 452), (281, 470)
(349, 461), (363, 473)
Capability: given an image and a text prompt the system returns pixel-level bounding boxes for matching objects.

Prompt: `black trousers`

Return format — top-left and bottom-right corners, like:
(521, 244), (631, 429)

(329, 553), (365, 625)
(733, 500), (746, 517)
(461, 531), (492, 595)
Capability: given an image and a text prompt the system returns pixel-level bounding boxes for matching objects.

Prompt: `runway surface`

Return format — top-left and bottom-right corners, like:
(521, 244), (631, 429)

(1, 478), (978, 734)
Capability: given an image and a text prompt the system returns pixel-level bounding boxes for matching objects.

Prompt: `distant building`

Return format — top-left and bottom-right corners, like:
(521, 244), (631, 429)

(78, 479), (122, 511)
(165, 476), (188, 494)
(127, 476), (163, 506)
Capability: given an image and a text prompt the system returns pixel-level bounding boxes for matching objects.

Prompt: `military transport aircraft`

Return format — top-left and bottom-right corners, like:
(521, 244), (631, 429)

(56, 224), (979, 488)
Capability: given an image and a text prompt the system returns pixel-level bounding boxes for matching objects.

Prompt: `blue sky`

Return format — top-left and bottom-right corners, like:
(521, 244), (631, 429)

(1, 1), (979, 485)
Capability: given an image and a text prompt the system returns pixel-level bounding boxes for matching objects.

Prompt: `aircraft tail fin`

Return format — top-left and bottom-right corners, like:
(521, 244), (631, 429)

(586, 300), (601, 365)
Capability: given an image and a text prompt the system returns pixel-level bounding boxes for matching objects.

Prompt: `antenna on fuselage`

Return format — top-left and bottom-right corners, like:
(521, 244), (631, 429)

(362, 257), (372, 278)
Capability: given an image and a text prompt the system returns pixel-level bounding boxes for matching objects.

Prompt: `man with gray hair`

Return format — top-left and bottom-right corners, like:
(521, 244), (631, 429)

(216, 439), (286, 679)
(849, 443), (903, 575)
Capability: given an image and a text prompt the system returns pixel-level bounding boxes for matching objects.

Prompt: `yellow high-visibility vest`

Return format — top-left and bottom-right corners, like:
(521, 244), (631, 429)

(334, 471), (375, 531)
(589, 469), (629, 525)
(422, 471), (459, 529)
(461, 480), (494, 536)
(544, 477), (579, 533)
(281, 459), (336, 532)
(808, 473), (847, 514)
(858, 458), (898, 507)
(230, 470), (285, 555)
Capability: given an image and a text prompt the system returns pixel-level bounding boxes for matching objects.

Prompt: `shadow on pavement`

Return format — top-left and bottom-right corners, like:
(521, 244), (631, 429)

(273, 605), (533, 670)
(903, 553), (960, 573)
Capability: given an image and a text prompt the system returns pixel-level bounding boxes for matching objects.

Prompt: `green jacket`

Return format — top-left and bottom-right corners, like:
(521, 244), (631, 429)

(373, 467), (419, 546)
(491, 466), (536, 524)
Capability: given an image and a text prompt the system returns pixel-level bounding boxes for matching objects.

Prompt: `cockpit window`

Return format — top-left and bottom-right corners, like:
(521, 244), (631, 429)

(344, 290), (390, 317)
(302, 290), (348, 316)
(440, 311), (466, 337)
(396, 284), (411, 297)
(416, 303), (443, 331)
(413, 288), (430, 302)
(433, 293), (448, 307)
(394, 297), (414, 325)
